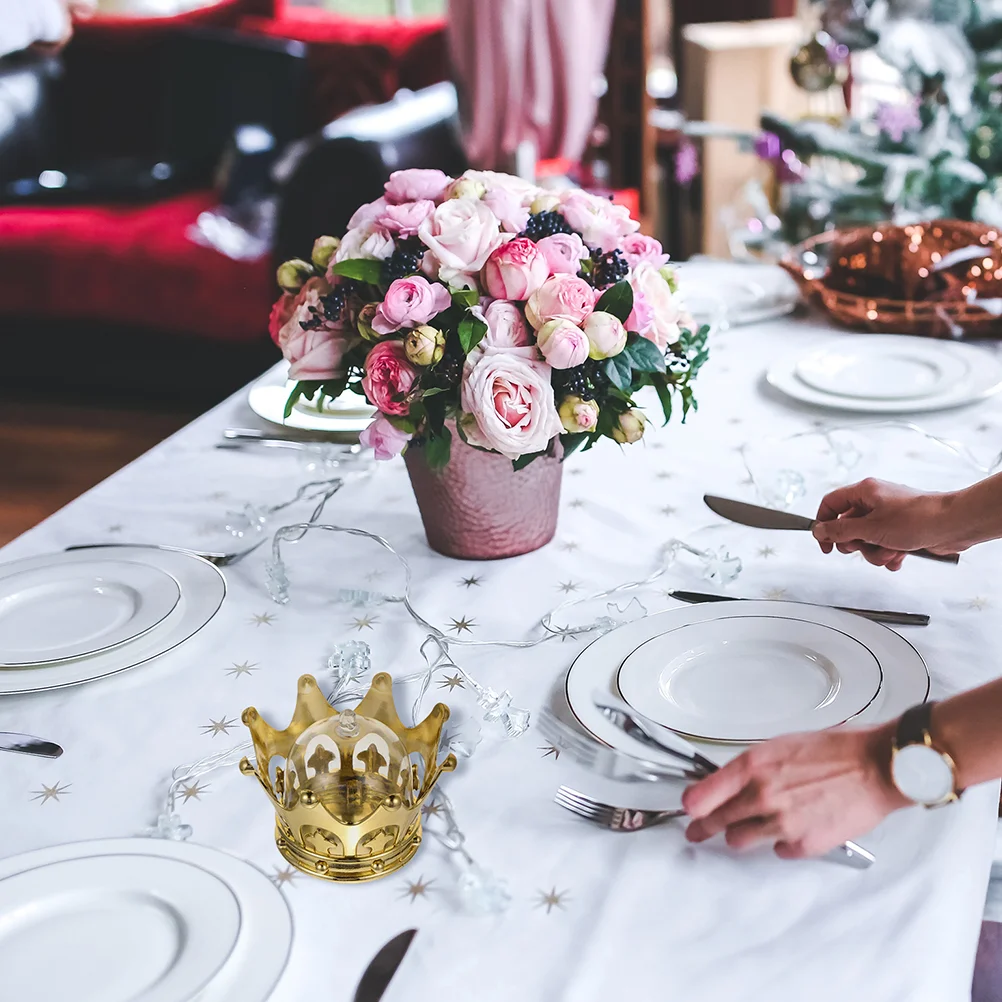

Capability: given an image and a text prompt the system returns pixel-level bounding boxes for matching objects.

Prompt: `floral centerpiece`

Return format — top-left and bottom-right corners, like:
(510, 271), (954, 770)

(269, 168), (708, 558)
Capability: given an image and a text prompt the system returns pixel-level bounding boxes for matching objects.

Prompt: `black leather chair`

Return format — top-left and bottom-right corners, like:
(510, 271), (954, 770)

(275, 81), (468, 262)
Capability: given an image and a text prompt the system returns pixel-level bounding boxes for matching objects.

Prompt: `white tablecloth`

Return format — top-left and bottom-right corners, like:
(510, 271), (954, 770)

(3, 302), (1001, 1002)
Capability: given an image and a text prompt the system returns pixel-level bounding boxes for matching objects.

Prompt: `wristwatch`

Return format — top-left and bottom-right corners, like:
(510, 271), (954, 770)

(890, 702), (961, 808)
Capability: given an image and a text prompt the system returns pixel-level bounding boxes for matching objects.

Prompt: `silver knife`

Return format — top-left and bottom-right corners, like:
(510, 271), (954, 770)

(0, 732), (63, 758)
(353, 929), (416, 1002)
(667, 589), (930, 627)
(704, 495), (959, 564)
(592, 693), (875, 870)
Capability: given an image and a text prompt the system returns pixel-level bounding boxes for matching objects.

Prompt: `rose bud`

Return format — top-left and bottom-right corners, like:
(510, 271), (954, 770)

(559, 395), (600, 434)
(450, 178), (487, 200)
(611, 409), (647, 444)
(311, 236), (340, 272)
(531, 193), (561, 214)
(583, 310), (627, 360)
(356, 302), (380, 342)
(659, 264), (680, 293)
(404, 324), (446, 366)
(276, 258), (314, 293)
(535, 319), (590, 369)
(482, 237), (549, 301)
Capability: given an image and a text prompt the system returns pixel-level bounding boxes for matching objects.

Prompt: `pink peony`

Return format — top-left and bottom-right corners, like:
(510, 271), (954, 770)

(268, 292), (296, 346)
(583, 311), (627, 359)
(361, 340), (418, 416)
(384, 168), (452, 205)
(536, 233), (587, 275)
(628, 262), (683, 350)
(482, 237), (548, 301)
(277, 285), (355, 381)
(334, 224), (394, 263)
(482, 300), (531, 348)
(360, 414), (412, 460)
(536, 319), (590, 369)
(376, 199), (435, 238)
(347, 197), (388, 231)
(418, 198), (502, 276)
(483, 187), (530, 233)
(620, 233), (669, 271)
(525, 274), (597, 330)
(460, 346), (562, 460)
(372, 276), (452, 335)
(558, 190), (639, 252)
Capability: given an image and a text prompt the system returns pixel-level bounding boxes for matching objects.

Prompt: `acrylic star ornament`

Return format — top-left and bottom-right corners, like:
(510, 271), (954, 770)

(240, 673), (456, 882)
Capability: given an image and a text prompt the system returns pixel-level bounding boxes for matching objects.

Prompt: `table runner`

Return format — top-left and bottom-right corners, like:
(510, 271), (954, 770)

(2, 304), (1000, 1001)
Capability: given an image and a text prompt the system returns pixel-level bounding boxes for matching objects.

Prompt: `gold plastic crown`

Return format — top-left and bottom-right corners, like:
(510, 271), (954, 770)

(240, 673), (456, 882)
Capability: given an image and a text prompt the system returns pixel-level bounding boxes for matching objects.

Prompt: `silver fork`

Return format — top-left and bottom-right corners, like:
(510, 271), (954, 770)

(66, 539), (267, 568)
(555, 785), (685, 831)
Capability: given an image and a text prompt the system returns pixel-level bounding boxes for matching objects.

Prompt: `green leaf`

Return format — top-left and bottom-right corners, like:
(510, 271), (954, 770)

(594, 280), (634, 323)
(424, 426), (452, 469)
(625, 336), (666, 373)
(559, 433), (590, 459)
(329, 258), (384, 285)
(283, 380), (323, 419)
(420, 386), (449, 398)
(458, 314), (488, 354)
(512, 451), (545, 471)
(604, 352), (633, 391)
(386, 415), (417, 434)
(451, 288), (479, 308)
(652, 375), (673, 426)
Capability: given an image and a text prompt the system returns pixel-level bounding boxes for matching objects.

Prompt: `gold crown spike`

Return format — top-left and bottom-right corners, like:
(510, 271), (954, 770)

(240, 673), (456, 882)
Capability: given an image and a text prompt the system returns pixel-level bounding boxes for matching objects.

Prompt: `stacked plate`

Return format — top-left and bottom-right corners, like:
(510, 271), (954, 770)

(678, 259), (800, 329)
(767, 334), (1002, 413)
(565, 601), (929, 761)
(0, 838), (291, 1002)
(248, 366), (376, 433)
(0, 546), (225, 695)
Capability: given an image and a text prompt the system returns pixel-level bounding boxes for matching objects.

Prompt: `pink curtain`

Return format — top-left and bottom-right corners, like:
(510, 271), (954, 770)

(447, 0), (615, 170)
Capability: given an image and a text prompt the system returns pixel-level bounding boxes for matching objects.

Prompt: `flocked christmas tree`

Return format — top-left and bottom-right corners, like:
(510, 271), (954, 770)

(764, 0), (1002, 241)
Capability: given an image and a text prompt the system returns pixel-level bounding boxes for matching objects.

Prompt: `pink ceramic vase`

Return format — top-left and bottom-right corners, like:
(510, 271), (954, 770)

(404, 424), (563, 559)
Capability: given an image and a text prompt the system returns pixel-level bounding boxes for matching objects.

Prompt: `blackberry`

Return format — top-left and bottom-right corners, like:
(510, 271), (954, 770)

(431, 355), (462, 389)
(583, 358), (610, 388)
(522, 210), (575, 241)
(555, 364), (588, 397)
(382, 237), (425, 283)
(592, 248), (630, 289)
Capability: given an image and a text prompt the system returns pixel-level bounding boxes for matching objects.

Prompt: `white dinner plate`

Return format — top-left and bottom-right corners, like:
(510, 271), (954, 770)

(0, 559), (180, 668)
(0, 547), (225, 694)
(0, 839), (292, 1002)
(678, 260), (800, 328)
(565, 601), (929, 760)
(0, 854), (240, 1002)
(616, 615), (883, 743)
(767, 336), (1002, 413)
(248, 373), (376, 433)
(795, 338), (970, 401)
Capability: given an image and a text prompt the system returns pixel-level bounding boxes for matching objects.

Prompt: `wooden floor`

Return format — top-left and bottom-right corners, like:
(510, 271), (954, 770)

(0, 400), (196, 546)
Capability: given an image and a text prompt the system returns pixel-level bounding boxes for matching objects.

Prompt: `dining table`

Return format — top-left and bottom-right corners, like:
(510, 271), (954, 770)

(2, 290), (1002, 1002)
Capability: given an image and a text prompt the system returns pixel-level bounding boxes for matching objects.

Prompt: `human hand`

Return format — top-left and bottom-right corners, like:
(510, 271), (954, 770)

(811, 478), (959, 570)
(681, 723), (909, 859)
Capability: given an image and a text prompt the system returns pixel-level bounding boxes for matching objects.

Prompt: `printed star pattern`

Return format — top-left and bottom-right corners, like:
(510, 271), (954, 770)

(758, 546), (776, 558)
(763, 587), (787, 600)
(449, 616), (476, 634)
(969, 596), (989, 610)
(272, 865), (298, 888)
(349, 614), (379, 631)
(180, 781), (209, 803)
(401, 876), (434, 902)
(201, 716), (238, 737)
(437, 673), (465, 691)
(31, 782), (71, 804)
(249, 612), (277, 627)
(557, 581), (580, 594)
(536, 887), (569, 913)
(539, 745), (561, 760)
(460, 575), (483, 588)
(226, 661), (258, 678)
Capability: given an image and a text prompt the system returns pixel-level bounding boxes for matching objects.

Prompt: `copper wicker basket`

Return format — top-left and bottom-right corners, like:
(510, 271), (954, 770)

(780, 227), (1002, 339)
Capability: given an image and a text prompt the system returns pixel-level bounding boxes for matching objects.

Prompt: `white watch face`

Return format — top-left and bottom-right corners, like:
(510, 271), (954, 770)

(892, 744), (954, 805)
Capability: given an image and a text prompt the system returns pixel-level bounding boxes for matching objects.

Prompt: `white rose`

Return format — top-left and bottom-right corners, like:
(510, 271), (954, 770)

(630, 262), (683, 350)
(418, 198), (503, 274)
(334, 223), (394, 262)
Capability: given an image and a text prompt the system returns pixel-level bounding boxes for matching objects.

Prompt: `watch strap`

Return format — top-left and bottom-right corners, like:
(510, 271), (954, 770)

(895, 701), (936, 751)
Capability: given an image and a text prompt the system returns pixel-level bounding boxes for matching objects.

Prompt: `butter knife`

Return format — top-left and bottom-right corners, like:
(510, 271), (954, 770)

(353, 929), (417, 1002)
(667, 589), (930, 627)
(0, 732), (63, 758)
(704, 495), (959, 564)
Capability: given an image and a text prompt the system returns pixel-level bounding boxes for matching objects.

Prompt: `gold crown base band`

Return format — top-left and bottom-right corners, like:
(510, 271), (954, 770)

(274, 822), (423, 882)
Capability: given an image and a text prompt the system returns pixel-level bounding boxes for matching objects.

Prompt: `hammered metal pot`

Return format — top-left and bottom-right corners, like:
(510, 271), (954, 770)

(404, 425), (563, 560)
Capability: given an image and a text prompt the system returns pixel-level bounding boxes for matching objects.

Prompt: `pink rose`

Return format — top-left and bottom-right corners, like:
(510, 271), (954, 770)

(483, 300), (531, 348)
(483, 187), (530, 233)
(376, 199), (435, 238)
(558, 190), (639, 252)
(347, 197), (388, 230)
(418, 198), (502, 276)
(536, 233), (587, 275)
(482, 237), (548, 301)
(361, 340), (418, 416)
(384, 169), (452, 205)
(620, 233), (669, 270)
(628, 262), (683, 350)
(269, 292), (296, 346)
(460, 346), (562, 460)
(582, 311), (627, 359)
(360, 414), (412, 460)
(372, 276), (452, 335)
(525, 274), (597, 330)
(278, 286), (354, 381)
(536, 319), (590, 369)
(334, 224), (394, 264)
